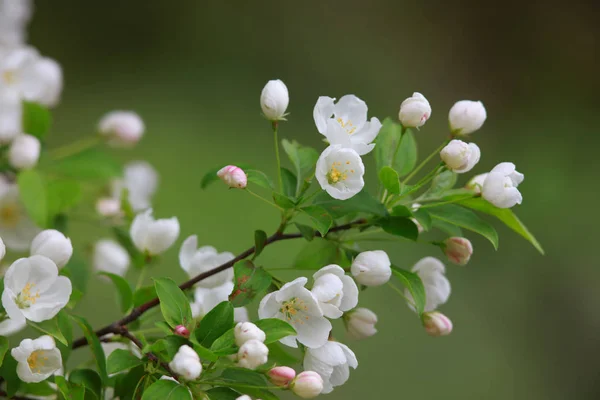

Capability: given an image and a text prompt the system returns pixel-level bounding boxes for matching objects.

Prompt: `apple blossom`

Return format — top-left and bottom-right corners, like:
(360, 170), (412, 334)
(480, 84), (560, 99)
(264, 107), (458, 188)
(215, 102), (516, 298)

(345, 308), (378, 340)
(423, 311), (453, 336)
(350, 250), (392, 287)
(11, 335), (62, 383)
(313, 95), (382, 155)
(130, 209), (179, 255)
(217, 165), (247, 189)
(398, 92), (431, 128)
(93, 239), (131, 277)
(236, 396), (252, 400)
(311, 264), (358, 319)
(98, 110), (145, 147)
(0, 88), (21, 143)
(190, 282), (234, 318)
(0, 0), (32, 47)
(234, 306), (249, 323)
(291, 371), (324, 399)
(111, 161), (159, 212)
(482, 162), (524, 208)
(95, 197), (122, 217)
(258, 277), (331, 348)
(440, 139), (481, 173)
(237, 339), (269, 370)
(315, 145), (365, 200)
(234, 322), (266, 347)
(407, 257), (451, 312)
(30, 229), (73, 268)
(303, 341), (358, 394)
(260, 79), (289, 121)
(268, 366), (296, 387)
(0, 178), (40, 251)
(0, 315), (26, 336)
(8, 134), (41, 170)
(466, 173), (488, 194)
(0, 236), (5, 261)
(179, 235), (234, 287)
(169, 345), (202, 380)
(449, 100), (487, 135)
(443, 237), (473, 266)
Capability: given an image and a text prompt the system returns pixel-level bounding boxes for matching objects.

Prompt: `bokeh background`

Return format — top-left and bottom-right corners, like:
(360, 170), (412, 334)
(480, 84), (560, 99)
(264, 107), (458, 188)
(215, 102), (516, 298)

(24, 0), (600, 399)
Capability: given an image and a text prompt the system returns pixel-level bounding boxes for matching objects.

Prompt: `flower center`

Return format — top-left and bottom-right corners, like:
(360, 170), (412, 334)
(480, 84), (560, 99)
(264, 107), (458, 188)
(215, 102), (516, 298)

(336, 117), (356, 134)
(16, 282), (40, 309)
(27, 350), (55, 374)
(327, 161), (355, 184)
(2, 70), (15, 85)
(0, 203), (21, 228)
(280, 297), (309, 325)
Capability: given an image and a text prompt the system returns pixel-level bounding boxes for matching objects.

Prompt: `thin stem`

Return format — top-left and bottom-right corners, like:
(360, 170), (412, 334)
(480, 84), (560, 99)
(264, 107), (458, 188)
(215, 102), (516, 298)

(50, 136), (102, 160)
(199, 381), (284, 391)
(300, 189), (321, 205)
(399, 163), (445, 199)
(246, 188), (283, 211)
(403, 140), (449, 184)
(272, 121), (283, 192)
(135, 267), (148, 290)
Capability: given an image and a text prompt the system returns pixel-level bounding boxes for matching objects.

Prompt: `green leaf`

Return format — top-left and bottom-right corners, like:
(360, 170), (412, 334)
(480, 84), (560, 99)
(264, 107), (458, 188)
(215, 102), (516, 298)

(142, 379), (192, 400)
(377, 217), (419, 241)
(299, 205), (333, 236)
(51, 149), (121, 180)
(154, 278), (194, 330)
(230, 260), (272, 307)
(378, 166), (400, 195)
(191, 342), (219, 362)
(427, 170), (457, 195)
(459, 197), (544, 254)
(206, 387), (241, 400)
(23, 101), (52, 139)
(112, 226), (145, 269)
(412, 209), (432, 231)
(17, 169), (47, 227)
(432, 219), (463, 236)
(47, 179), (82, 218)
(313, 190), (388, 218)
(293, 238), (342, 269)
(391, 266), (426, 315)
(54, 376), (71, 399)
(209, 329), (236, 355)
(221, 368), (277, 400)
(114, 365), (146, 400)
(195, 301), (234, 347)
(70, 315), (108, 383)
(294, 223), (315, 241)
(255, 318), (296, 344)
(267, 342), (300, 365)
(0, 354), (20, 396)
(395, 129), (417, 176)
(374, 119), (417, 176)
(63, 256), (89, 292)
(133, 285), (157, 307)
(390, 205), (412, 217)
(99, 272), (133, 313)
(56, 311), (73, 363)
(0, 337), (8, 368)
(281, 139), (319, 196)
(272, 192), (295, 209)
(149, 335), (187, 362)
(254, 230), (268, 259)
(107, 349), (143, 375)
(246, 170), (274, 190)
(19, 382), (56, 396)
(69, 369), (102, 400)
(28, 317), (68, 346)
(427, 204), (499, 249)
(280, 167), (297, 198)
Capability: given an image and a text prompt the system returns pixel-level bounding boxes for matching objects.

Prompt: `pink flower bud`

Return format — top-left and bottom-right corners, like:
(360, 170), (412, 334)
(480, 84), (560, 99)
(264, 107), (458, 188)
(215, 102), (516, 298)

(217, 165), (247, 189)
(267, 366), (296, 387)
(423, 311), (453, 337)
(291, 371), (323, 399)
(443, 237), (473, 266)
(174, 325), (190, 338)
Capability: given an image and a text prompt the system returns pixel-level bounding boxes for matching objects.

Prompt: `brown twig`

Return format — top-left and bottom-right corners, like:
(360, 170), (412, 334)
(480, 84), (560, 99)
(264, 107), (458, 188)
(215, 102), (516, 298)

(72, 219), (366, 350)
(0, 390), (36, 400)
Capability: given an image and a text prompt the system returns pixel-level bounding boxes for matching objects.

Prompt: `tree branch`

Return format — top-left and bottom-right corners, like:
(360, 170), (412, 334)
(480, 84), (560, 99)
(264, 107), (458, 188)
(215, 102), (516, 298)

(72, 218), (367, 350)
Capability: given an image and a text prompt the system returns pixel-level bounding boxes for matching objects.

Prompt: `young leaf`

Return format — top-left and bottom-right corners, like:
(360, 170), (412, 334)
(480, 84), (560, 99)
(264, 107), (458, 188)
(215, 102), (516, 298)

(374, 118), (402, 172)
(54, 376), (71, 399)
(427, 170), (458, 195)
(69, 369), (102, 400)
(377, 217), (419, 241)
(46, 179), (82, 218)
(221, 368), (277, 400)
(412, 208), (432, 231)
(191, 342), (219, 362)
(299, 205), (333, 235)
(427, 204), (499, 249)
(391, 266), (426, 315)
(254, 230), (268, 259)
(0, 354), (20, 396)
(255, 319), (296, 344)
(133, 285), (157, 307)
(293, 238), (342, 269)
(432, 219), (463, 236)
(272, 192), (295, 209)
(230, 260), (272, 307)
(70, 315), (108, 383)
(23, 101), (52, 139)
(57, 310), (73, 363)
(150, 335), (188, 362)
(107, 349), (144, 374)
(378, 166), (401, 195)
(390, 205), (412, 217)
(459, 197), (544, 254)
(0, 336), (8, 368)
(17, 169), (48, 227)
(281, 139), (319, 195)
(195, 301), (234, 347)
(280, 167), (297, 198)
(63, 256), (89, 292)
(209, 328), (237, 355)
(98, 272), (133, 313)
(27, 317), (68, 346)
(154, 277), (194, 330)
(294, 223), (315, 241)
(141, 379), (192, 400)
(51, 149), (121, 180)
(395, 129), (417, 176)
(313, 190), (388, 218)
(246, 170), (274, 190)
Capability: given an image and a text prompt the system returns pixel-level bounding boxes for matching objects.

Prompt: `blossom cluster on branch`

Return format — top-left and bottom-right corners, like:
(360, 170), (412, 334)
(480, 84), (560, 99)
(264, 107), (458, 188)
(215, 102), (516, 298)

(0, 1), (543, 399)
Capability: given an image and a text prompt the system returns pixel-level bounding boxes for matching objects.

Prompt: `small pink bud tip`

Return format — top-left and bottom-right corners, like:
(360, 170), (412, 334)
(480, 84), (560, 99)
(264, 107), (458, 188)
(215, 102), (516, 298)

(217, 165), (248, 189)
(443, 237), (473, 266)
(174, 325), (190, 338)
(423, 312), (453, 337)
(268, 366), (296, 387)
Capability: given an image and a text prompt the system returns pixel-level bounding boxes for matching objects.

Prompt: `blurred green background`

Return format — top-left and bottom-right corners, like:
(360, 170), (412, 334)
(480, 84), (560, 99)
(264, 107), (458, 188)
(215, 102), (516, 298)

(25, 0), (600, 399)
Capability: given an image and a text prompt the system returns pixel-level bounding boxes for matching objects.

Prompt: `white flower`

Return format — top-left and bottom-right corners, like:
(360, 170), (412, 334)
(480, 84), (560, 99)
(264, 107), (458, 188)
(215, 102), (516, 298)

(237, 339), (269, 370)
(408, 257), (450, 312)
(30, 229), (73, 268)
(448, 100), (487, 135)
(179, 235), (234, 287)
(2, 255), (72, 323)
(130, 209), (179, 255)
(311, 265), (358, 319)
(440, 139), (480, 173)
(234, 322), (266, 347)
(234, 306), (249, 323)
(20, 57), (63, 107)
(0, 88), (22, 143)
(316, 145), (365, 200)
(0, 236), (5, 261)
(235, 396), (252, 400)
(260, 79), (289, 121)
(111, 161), (159, 212)
(0, 0), (33, 48)
(168, 345), (202, 380)
(0, 178), (40, 251)
(443, 237), (473, 266)
(350, 250), (391, 287)
(291, 371), (324, 399)
(345, 308), (377, 340)
(11, 335), (62, 383)
(465, 173), (488, 194)
(191, 282), (234, 318)
(398, 92), (431, 128)
(0, 315), (26, 336)
(303, 341), (358, 394)
(313, 95), (381, 155)
(8, 134), (40, 169)
(93, 239), (130, 277)
(423, 311), (453, 336)
(482, 162), (524, 208)
(258, 277), (331, 349)
(95, 197), (122, 218)
(217, 165), (247, 189)
(98, 111), (145, 147)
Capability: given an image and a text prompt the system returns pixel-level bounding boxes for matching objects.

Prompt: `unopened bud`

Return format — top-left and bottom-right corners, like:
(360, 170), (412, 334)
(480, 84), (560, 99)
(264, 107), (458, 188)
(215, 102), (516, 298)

(440, 139), (480, 173)
(398, 92), (431, 128)
(234, 322), (265, 347)
(448, 100), (486, 135)
(291, 371), (324, 399)
(8, 134), (41, 170)
(443, 237), (473, 266)
(95, 197), (122, 217)
(268, 366), (296, 387)
(217, 165), (247, 189)
(423, 311), (453, 337)
(174, 325), (190, 338)
(350, 250), (392, 286)
(30, 229), (73, 268)
(346, 308), (378, 340)
(237, 339), (268, 370)
(98, 111), (145, 147)
(465, 173), (488, 194)
(260, 79), (289, 121)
